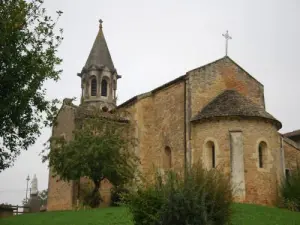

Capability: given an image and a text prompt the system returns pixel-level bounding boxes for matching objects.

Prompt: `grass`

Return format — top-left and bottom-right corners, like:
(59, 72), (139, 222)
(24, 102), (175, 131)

(1, 203), (300, 225)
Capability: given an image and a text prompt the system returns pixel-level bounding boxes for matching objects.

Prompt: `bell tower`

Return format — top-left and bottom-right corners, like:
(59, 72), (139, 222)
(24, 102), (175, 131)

(77, 19), (121, 111)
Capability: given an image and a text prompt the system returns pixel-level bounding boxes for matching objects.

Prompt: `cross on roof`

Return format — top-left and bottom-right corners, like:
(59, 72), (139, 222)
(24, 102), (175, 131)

(222, 30), (232, 56)
(99, 19), (103, 29)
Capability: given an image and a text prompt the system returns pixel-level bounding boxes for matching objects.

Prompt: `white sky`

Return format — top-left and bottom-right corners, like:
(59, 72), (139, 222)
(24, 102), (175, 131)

(1, 0), (300, 205)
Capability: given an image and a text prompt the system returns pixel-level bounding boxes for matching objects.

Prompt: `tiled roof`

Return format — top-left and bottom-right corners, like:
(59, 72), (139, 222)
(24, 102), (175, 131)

(83, 25), (115, 72)
(284, 130), (300, 138)
(191, 90), (282, 129)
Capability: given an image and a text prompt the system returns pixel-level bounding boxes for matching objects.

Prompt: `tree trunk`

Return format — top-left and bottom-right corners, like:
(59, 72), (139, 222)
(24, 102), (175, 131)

(90, 180), (101, 208)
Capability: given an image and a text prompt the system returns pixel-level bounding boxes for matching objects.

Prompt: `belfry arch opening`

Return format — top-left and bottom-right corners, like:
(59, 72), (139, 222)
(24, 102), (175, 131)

(101, 79), (108, 97)
(90, 77), (97, 96)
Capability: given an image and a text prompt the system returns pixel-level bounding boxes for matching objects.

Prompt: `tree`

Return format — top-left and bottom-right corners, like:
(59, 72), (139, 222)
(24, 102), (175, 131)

(45, 107), (139, 208)
(22, 189), (48, 206)
(0, 0), (63, 172)
(38, 189), (48, 206)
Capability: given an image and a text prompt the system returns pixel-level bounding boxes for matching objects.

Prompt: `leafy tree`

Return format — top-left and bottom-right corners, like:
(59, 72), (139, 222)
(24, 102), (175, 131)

(22, 189), (48, 206)
(0, 0), (63, 172)
(38, 189), (48, 206)
(45, 107), (139, 208)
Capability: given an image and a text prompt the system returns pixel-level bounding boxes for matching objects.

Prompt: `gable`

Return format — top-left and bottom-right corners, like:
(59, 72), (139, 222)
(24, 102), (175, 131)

(187, 56), (266, 118)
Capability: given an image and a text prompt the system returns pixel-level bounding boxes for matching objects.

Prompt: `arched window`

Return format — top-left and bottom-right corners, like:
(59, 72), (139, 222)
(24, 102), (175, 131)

(285, 169), (291, 180)
(212, 143), (216, 168)
(163, 146), (172, 169)
(205, 141), (216, 169)
(112, 80), (116, 99)
(90, 77), (97, 96)
(101, 79), (108, 97)
(258, 141), (267, 168)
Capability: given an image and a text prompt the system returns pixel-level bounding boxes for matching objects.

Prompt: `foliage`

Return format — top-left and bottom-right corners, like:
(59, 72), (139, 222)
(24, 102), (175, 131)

(38, 189), (48, 206)
(22, 189), (48, 206)
(0, 0), (63, 172)
(279, 164), (300, 211)
(110, 186), (130, 207)
(45, 107), (139, 208)
(0, 203), (13, 209)
(77, 181), (102, 208)
(125, 164), (233, 225)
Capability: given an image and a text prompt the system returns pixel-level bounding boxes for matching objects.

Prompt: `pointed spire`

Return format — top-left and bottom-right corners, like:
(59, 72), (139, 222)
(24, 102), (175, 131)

(84, 19), (115, 71)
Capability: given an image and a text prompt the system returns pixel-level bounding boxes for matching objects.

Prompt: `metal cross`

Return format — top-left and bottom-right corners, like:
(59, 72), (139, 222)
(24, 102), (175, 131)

(222, 30), (232, 56)
(99, 19), (103, 29)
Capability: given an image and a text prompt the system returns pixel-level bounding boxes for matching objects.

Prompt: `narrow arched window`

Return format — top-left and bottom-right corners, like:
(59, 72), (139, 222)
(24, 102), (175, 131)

(112, 80), (116, 99)
(258, 141), (267, 168)
(90, 77), (97, 96)
(212, 143), (216, 168)
(101, 79), (108, 97)
(285, 169), (291, 180)
(205, 141), (216, 169)
(163, 146), (172, 169)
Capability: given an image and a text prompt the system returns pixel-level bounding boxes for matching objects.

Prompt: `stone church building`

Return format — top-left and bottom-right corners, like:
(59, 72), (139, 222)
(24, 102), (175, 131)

(47, 22), (300, 211)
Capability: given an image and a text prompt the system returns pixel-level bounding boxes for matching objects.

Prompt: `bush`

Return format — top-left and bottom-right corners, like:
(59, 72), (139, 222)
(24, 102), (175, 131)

(79, 182), (102, 208)
(125, 164), (233, 225)
(280, 164), (300, 211)
(110, 186), (129, 207)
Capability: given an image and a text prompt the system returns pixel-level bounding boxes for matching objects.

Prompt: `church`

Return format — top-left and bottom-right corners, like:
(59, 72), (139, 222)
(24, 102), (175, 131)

(47, 21), (300, 211)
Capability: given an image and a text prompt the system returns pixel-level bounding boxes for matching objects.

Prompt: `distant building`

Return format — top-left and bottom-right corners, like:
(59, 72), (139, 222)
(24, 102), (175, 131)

(47, 21), (300, 211)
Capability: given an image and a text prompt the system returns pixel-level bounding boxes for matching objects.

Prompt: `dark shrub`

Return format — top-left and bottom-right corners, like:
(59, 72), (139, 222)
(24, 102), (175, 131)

(79, 182), (102, 208)
(110, 186), (129, 206)
(125, 164), (233, 225)
(280, 164), (300, 211)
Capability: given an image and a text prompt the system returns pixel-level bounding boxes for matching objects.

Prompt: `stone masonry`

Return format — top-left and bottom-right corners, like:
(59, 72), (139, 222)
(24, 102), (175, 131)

(47, 22), (300, 211)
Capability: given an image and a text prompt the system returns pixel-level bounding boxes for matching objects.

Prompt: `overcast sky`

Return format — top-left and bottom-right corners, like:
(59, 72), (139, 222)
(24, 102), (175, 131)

(1, 0), (300, 205)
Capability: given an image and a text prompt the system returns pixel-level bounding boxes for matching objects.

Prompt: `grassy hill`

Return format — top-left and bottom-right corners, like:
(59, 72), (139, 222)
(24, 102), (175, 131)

(1, 203), (300, 225)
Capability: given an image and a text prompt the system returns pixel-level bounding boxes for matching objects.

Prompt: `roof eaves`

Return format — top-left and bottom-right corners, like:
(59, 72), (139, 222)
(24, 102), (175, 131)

(284, 129), (300, 138)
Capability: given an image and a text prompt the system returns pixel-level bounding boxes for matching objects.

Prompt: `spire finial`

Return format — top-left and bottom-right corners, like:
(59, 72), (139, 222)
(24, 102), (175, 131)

(99, 19), (103, 29)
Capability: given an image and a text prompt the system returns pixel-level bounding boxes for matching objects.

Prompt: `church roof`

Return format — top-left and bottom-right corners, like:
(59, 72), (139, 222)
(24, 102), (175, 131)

(83, 21), (115, 72)
(118, 56), (263, 109)
(191, 90), (282, 129)
(284, 130), (300, 138)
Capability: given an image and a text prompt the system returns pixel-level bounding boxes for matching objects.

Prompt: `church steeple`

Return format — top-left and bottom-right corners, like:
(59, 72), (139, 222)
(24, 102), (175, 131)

(83, 19), (115, 72)
(78, 20), (120, 111)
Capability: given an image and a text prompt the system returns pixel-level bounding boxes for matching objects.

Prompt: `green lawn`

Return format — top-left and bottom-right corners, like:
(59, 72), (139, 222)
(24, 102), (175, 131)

(1, 203), (300, 225)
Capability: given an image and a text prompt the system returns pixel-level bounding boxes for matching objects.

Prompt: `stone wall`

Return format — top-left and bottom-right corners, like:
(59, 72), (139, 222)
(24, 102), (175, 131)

(187, 57), (265, 119)
(120, 80), (186, 177)
(191, 118), (281, 206)
(283, 138), (300, 171)
(47, 105), (76, 211)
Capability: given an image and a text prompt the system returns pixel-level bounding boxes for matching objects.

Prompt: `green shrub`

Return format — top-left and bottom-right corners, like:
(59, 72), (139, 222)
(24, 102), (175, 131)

(125, 164), (233, 225)
(79, 182), (102, 208)
(110, 186), (129, 207)
(280, 164), (300, 211)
